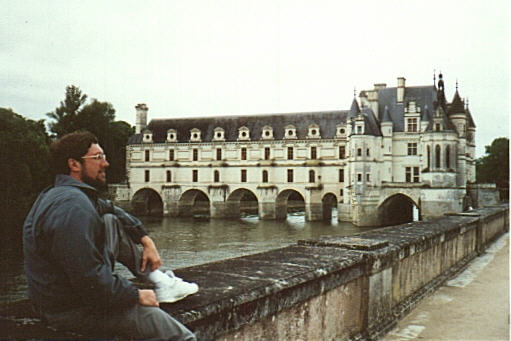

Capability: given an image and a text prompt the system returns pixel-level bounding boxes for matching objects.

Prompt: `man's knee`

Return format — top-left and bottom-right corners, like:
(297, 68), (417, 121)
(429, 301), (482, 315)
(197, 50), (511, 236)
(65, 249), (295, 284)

(135, 306), (196, 341)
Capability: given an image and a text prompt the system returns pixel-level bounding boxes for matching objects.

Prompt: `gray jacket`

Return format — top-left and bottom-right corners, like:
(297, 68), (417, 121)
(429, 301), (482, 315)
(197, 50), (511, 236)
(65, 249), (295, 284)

(23, 174), (147, 313)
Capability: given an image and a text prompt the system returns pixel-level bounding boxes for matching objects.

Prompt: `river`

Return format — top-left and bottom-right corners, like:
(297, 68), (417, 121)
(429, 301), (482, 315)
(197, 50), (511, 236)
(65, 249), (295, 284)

(0, 211), (375, 305)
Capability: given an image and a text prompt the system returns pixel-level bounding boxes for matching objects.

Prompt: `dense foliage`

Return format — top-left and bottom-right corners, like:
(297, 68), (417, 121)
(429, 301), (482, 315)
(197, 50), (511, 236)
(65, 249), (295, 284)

(476, 137), (509, 200)
(0, 108), (52, 241)
(47, 86), (134, 183)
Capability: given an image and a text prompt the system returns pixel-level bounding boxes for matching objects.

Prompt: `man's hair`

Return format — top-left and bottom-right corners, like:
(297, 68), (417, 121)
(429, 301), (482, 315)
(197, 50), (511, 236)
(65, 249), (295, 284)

(50, 130), (99, 175)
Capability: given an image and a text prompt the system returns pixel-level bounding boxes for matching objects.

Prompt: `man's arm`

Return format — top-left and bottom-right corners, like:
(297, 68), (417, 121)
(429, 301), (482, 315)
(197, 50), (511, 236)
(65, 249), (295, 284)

(51, 200), (139, 309)
(97, 198), (161, 271)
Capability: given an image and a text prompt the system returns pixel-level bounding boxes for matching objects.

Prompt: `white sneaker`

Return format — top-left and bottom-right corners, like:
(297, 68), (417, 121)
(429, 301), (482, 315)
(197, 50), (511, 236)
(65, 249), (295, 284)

(154, 270), (199, 303)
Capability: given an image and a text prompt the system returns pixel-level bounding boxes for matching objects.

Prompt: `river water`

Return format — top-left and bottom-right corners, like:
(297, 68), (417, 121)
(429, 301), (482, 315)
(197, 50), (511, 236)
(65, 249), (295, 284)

(0, 211), (375, 305)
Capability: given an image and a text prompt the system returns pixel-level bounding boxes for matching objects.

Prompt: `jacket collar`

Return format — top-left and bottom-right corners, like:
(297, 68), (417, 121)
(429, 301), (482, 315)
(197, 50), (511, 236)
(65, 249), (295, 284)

(54, 174), (98, 196)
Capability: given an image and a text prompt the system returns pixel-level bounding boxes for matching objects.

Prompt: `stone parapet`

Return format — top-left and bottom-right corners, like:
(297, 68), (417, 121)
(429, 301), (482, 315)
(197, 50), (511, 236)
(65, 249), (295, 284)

(1, 205), (508, 340)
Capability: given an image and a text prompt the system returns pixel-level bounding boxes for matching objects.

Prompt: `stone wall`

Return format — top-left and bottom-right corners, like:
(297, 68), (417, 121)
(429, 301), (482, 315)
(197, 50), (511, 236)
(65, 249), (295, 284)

(1, 205), (508, 340)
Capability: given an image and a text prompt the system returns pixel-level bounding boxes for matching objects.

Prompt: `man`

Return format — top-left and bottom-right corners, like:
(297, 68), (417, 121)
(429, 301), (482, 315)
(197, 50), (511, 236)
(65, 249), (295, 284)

(23, 131), (198, 340)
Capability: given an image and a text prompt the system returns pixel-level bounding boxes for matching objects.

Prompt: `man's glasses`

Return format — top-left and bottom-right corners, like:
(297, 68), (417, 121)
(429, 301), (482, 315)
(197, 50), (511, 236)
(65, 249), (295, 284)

(81, 153), (107, 161)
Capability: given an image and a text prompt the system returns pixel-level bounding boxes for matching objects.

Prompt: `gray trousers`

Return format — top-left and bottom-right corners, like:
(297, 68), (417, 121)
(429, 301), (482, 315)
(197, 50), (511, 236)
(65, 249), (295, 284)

(43, 214), (196, 341)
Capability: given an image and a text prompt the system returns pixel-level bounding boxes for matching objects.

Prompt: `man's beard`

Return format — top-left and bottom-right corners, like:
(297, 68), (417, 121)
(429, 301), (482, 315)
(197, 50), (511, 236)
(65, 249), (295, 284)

(81, 169), (107, 191)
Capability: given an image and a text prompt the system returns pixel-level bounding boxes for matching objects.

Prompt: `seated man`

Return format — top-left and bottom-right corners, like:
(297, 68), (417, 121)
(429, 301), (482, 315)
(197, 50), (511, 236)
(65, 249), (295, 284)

(23, 131), (198, 340)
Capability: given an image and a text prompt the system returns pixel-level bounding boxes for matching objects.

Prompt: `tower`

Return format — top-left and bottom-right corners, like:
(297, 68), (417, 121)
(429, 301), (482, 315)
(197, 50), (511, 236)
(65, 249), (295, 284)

(135, 103), (148, 134)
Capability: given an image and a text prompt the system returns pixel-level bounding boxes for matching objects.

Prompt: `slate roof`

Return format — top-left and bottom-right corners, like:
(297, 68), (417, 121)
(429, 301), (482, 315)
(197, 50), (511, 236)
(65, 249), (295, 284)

(128, 82), (473, 144)
(376, 85), (437, 132)
(447, 90), (466, 115)
(128, 111), (351, 144)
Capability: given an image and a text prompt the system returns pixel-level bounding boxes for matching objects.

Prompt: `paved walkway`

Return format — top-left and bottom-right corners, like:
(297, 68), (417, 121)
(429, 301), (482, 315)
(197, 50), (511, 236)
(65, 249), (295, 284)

(383, 233), (509, 341)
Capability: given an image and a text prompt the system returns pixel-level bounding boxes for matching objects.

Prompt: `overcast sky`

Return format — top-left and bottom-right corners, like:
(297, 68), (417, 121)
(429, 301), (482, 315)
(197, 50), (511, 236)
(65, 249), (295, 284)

(2, 0), (509, 157)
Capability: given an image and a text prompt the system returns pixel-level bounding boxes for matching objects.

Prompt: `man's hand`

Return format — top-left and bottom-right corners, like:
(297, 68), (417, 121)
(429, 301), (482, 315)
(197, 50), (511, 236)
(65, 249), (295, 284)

(138, 289), (159, 307)
(140, 236), (162, 272)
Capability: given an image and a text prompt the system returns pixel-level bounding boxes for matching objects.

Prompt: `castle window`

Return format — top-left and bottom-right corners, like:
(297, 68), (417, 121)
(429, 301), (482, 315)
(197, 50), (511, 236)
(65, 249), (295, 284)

(193, 149), (198, 161)
(285, 125), (297, 139)
(435, 123), (442, 131)
(339, 146), (346, 159)
(336, 124), (347, 138)
(427, 145), (431, 169)
(192, 170), (198, 182)
(241, 169), (247, 183)
(445, 145), (450, 169)
(366, 148), (370, 156)
(167, 129), (177, 142)
(310, 146), (317, 160)
(287, 169), (294, 183)
(216, 148), (222, 161)
(406, 166), (420, 183)
(142, 129), (153, 143)
(435, 145), (441, 168)
(145, 170), (150, 182)
(190, 128), (201, 142)
(309, 170), (315, 183)
(307, 124), (321, 139)
(238, 126), (250, 141)
(261, 126), (274, 140)
(145, 150), (150, 162)
(166, 170), (172, 182)
(366, 173), (370, 182)
(213, 127), (225, 141)
(264, 147), (271, 160)
(407, 143), (417, 155)
(169, 149), (174, 161)
(241, 147), (247, 160)
(407, 118), (418, 132)
(262, 170), (268, 183)
(214, 170), (220, 183)
(356, 126), (362, 134)
(357, 148), (362, 157)
(287, 147), (294, 160)
(339, 169), (344, 182)
(357, 173), (362, 182)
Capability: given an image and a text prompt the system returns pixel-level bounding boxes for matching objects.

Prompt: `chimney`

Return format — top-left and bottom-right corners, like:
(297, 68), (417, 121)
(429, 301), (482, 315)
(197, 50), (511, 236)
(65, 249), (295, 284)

(397, 77), (405, 103)
(135, 103), (148, 134)
(374, 83), (387, 90)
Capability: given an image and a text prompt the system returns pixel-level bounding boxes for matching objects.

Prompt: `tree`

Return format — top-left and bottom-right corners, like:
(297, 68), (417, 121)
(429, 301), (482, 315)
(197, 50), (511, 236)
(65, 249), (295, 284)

(47, 85), (87, 137)
(46, 86), (134, 183)
(476, 137), (509, 200)
(0, 108), (52, 243)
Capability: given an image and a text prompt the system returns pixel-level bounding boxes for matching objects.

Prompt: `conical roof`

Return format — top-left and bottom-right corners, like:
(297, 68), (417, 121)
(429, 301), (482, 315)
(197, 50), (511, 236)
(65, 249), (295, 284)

(421, 105), (431, 121)
(348, 98), (361, 118)
(381, 105), (392, 123)
(447, 90), (465, 115)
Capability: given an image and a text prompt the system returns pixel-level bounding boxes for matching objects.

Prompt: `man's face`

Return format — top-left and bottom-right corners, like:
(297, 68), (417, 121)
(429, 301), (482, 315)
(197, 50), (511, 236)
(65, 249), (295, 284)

(80, 143), (110, 189)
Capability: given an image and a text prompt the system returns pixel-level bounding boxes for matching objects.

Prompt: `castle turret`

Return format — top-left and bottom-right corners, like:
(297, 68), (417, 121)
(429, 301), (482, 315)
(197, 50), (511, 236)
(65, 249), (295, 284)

(135, 103), (148, 134)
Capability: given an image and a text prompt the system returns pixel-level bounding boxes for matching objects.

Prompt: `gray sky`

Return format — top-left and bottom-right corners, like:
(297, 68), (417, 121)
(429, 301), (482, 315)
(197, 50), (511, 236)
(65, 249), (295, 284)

(2, 0), (509, 157)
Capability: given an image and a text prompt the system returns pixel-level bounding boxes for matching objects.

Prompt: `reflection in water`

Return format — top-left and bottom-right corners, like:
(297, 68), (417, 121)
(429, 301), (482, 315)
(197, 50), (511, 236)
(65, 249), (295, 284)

(0, 211), (375, 304)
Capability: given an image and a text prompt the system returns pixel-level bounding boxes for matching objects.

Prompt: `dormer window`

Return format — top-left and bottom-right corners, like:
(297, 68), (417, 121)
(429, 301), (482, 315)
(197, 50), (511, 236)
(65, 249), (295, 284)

(213, 127), (225, 141)
(261, 125), (274, 140)
(307, 124), (321, 139)
(336, 124), (346, 138)
(406, 118), (418, 132)
(238, 126), (250, 141)
(354, 119), (364, 135)
(284, 124), (297, 139)
(142, 129), (153, 143)
(189, 128), (201, 142)
(167, 129), (177, 142)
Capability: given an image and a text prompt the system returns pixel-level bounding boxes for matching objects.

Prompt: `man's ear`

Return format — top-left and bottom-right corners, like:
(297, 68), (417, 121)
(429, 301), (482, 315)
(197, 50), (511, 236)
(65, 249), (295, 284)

(67, 158), (82, 173)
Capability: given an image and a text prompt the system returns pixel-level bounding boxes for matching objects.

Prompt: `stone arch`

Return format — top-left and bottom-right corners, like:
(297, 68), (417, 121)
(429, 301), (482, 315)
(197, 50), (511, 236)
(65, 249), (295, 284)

(132, 187), (163, 216)
(275, 189), (305, 220)
(178, 189), (210, 218)
(322, 192), (338, 221)
(378, 193), (420, 227)
(227, 188), (259, 217)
